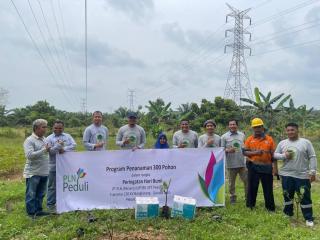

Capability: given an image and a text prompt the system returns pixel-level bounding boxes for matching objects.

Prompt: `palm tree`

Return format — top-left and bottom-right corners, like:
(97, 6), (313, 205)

(177, 103), (192, 120)
(114, 107), (129, 119)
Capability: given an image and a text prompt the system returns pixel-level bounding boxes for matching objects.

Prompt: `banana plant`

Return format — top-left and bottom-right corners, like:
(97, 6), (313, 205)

(240, 87), (291, 135)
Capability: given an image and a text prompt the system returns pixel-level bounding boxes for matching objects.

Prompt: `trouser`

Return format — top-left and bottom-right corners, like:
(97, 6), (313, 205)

(25, 176), (48, 215)
(47, 171), (56, 207)
(281, 176), (313, 221)
(228, 167), (248, 200)
(246, 162), (275, 211)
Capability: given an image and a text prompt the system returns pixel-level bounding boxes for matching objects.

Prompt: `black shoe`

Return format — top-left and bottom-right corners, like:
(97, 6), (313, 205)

(27, 213), (36, 219)
(35, 211), (50, 217)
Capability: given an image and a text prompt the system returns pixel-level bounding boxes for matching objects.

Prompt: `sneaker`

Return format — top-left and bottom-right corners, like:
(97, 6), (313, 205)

(306, 220), (314, 227)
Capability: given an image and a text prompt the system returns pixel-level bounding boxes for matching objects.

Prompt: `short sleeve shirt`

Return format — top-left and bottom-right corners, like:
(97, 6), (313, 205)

(244, 135), (275, 164)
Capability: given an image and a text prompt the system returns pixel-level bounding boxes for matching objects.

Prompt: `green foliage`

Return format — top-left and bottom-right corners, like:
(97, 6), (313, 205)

(240, 87), (293, 140)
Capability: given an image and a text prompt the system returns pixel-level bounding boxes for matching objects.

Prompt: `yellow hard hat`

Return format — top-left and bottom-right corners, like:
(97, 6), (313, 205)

(251, 118), (264, 127)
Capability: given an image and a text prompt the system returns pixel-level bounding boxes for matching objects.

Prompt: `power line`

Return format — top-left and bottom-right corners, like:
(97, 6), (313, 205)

(36, 0), (71, 88)
(10, 0), (75, 107)
(251, 38), (320, 56)
(251, 23), (320, 47)
(27, 0), (77, 105)
(57, 0), (76, 86)
(138, 36), (227, 102)
(252, 18), (320, 43)
(249, 0), (320, 29)
(85, 0), (88, 114)
(138, 23), (227, 98)
(49, 0), (71, 78)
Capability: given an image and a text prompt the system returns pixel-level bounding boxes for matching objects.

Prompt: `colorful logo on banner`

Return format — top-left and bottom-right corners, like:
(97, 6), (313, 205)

(198, 152), (224, 204)
(77, 168), (87, 178)
(63, 168), (88, 192)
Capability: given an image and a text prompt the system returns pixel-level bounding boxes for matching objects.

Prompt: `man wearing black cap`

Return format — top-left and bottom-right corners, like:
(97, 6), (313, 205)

(116, 112), (146, 150)
(198, 119), (221, 148)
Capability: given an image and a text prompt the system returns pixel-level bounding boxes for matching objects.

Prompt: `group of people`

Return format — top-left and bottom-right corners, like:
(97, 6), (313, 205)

(23, 111), (317, 227)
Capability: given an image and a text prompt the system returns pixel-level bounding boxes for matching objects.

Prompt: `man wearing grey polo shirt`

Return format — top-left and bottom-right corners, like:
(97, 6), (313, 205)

(173, 120), (198, 148)
(116, 112), (146, 150)
(23, 119), (50, 217)
(221, 119), (247, 204)
(83, 111), (108, 151)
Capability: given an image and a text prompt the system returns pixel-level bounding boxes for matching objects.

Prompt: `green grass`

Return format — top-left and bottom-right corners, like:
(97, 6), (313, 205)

(0, 128), (320, 239)
(1, 178), (319, 239)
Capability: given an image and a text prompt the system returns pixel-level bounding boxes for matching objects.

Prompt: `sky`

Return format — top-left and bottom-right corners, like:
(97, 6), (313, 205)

(0, 0), (319, 112)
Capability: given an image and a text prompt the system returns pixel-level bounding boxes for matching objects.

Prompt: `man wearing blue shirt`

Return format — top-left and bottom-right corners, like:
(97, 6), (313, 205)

(46, 120), (76, 212)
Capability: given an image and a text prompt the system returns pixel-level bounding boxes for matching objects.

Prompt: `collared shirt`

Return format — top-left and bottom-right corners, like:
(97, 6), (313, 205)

(221, 131), (245, 168)
(23, 133), (49, 178)
(46, 132), (76, 172)
(244, 134), (275, 164)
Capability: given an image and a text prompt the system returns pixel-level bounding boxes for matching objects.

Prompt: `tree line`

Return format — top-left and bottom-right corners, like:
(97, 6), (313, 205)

(0, 88), (319, 141)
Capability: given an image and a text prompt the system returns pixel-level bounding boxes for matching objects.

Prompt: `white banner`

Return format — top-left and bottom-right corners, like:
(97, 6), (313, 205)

(56, 148), (225, 213)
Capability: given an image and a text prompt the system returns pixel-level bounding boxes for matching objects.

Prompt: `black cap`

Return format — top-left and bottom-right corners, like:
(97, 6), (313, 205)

(127, 111), (137, 118)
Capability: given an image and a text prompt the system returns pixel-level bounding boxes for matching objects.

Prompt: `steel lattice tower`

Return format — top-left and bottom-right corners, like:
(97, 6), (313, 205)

(224, 3), (253, 105)
(127, 89), (135, 111)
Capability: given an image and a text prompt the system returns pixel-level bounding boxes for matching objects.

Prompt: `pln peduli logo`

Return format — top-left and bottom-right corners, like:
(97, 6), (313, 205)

(198, 152), (224, 204)
(63, 168), (89, 192)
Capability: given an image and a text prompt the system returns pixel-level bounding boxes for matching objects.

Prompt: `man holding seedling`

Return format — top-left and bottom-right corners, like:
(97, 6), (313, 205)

(46, 120), (76, 212)
(116, 112), (146, 150)
(172, 119), (198, 148)
(221, 119), (247, 204)
(83, 111), (109, 151)
(243, 118), (277, 211)
(274, 122), (317, 227)
(23, 119), (50, 218)
(198, 119), (221, 148)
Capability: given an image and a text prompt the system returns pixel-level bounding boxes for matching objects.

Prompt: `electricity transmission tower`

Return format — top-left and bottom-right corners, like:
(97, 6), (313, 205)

(80, 98), (87, 114)
(224, 3), (253, 105)
(127, 89), (135, 111)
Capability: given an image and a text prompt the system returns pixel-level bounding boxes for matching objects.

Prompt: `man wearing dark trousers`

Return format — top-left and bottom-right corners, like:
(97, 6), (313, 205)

(243, 118), (277, 211)
(274, 123), (317, 227)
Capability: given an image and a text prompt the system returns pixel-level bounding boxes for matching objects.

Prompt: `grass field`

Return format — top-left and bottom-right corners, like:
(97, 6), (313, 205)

(0, 128), (319, 239)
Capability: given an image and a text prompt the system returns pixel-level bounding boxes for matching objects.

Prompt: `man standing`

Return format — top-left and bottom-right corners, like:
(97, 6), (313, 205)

(198, 119), (220, 148)
(23, 119), (50, 217)
(221, 119), (247, 204)
(83, 111), (108, 151)
(173, 120), (198, 148)
(274, 123), (317, 227)
(243, 118), (276, 211)
(46, 120), (76, 212)
(116, 112), (146, 150)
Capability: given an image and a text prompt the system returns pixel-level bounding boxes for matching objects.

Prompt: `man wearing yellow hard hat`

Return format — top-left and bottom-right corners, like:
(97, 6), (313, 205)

(243, 118), (277, 211)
